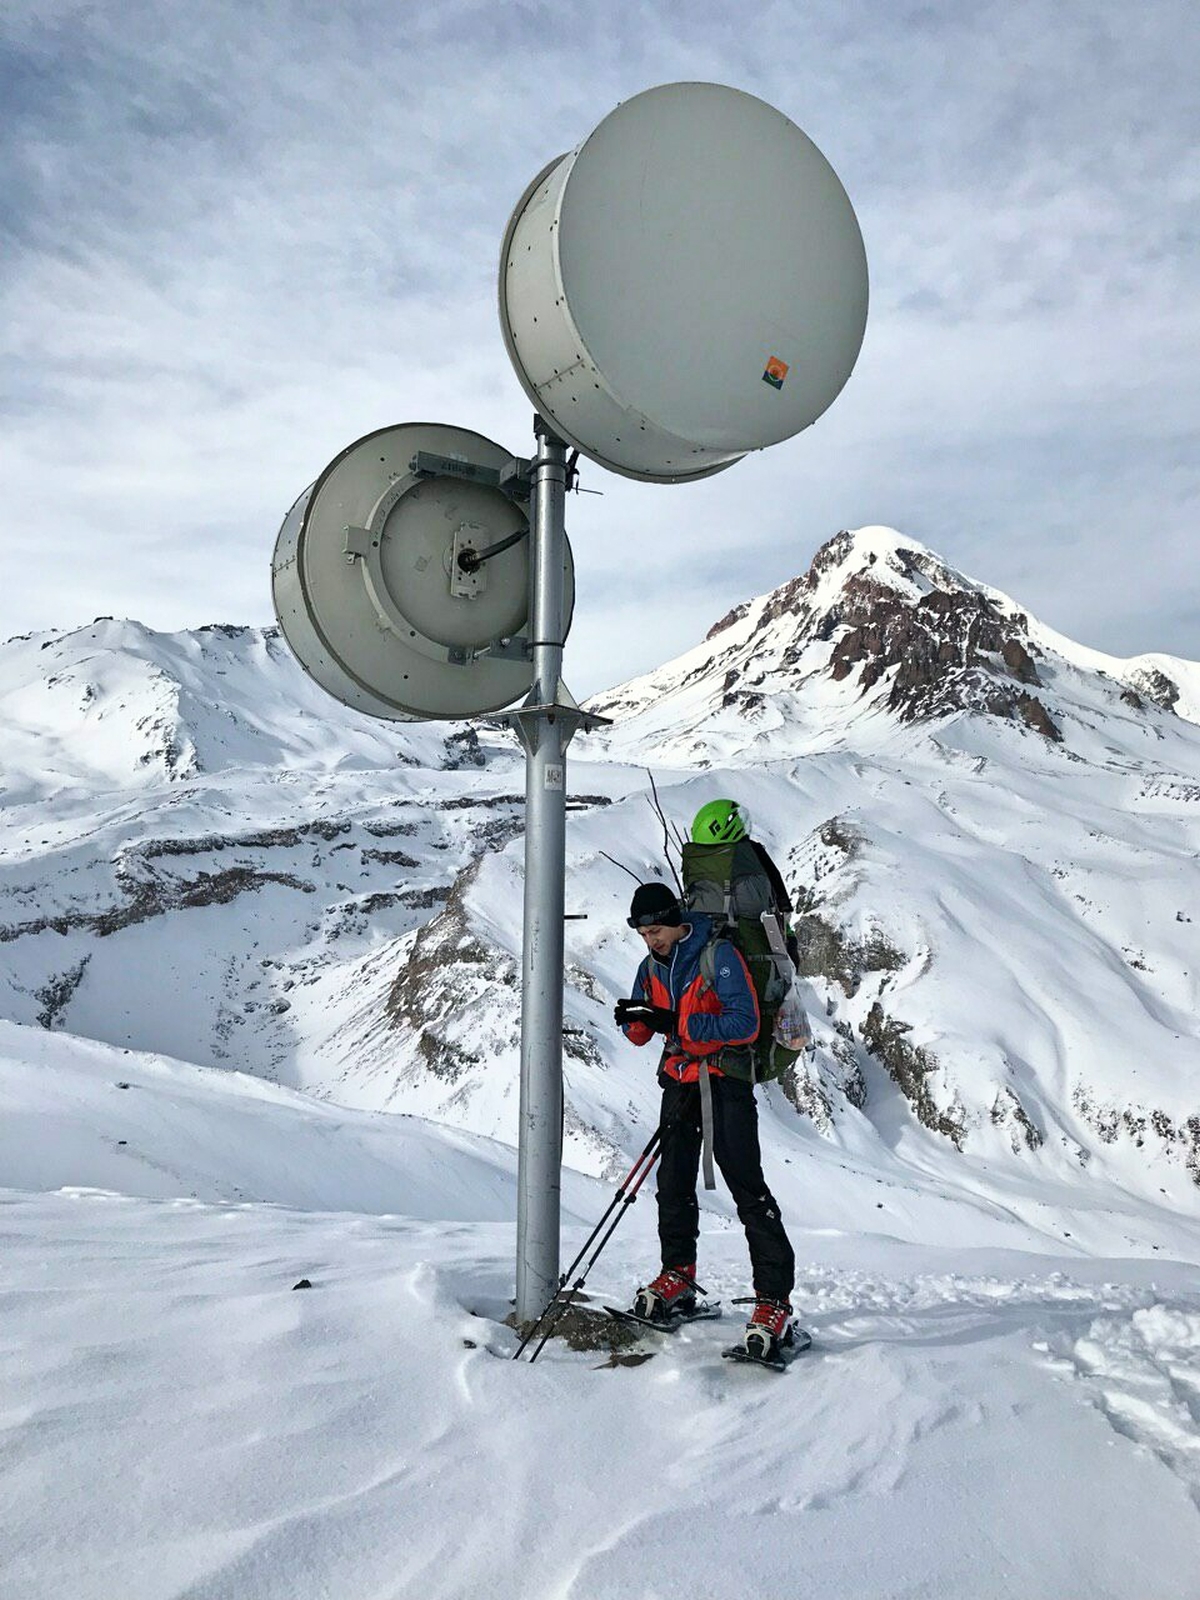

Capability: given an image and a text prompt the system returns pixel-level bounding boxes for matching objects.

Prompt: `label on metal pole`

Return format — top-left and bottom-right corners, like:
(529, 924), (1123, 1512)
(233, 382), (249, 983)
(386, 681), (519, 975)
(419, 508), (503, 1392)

(544, 764), (564, 790)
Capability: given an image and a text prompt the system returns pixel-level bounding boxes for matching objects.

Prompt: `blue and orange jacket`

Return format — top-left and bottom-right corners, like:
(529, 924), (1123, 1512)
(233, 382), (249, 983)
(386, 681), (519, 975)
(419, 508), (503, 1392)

(620, 913), (760, 1082)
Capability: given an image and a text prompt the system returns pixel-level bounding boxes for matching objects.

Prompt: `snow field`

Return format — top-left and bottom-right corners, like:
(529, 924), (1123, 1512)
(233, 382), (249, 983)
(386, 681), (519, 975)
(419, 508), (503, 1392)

(5, 1187), (1200, 1600)
(3, 1026), (1200, 1600)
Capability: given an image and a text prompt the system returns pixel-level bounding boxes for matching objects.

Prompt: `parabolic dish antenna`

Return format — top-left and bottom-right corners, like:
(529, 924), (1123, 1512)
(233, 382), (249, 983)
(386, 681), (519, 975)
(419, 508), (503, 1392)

(271, 422), (574, 721)
(499, 81), (869, 484)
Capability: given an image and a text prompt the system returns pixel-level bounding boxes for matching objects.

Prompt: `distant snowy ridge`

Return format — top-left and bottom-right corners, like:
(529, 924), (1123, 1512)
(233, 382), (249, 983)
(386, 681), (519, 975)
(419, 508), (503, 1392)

(1, 526), (1198, 1232)
(0, 617), (475, 800)
(587, 526), (1200, 765)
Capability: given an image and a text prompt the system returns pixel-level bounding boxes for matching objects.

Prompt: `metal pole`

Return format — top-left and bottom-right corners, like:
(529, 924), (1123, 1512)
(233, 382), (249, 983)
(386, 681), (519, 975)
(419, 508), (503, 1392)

(514, 417), (569, 1323)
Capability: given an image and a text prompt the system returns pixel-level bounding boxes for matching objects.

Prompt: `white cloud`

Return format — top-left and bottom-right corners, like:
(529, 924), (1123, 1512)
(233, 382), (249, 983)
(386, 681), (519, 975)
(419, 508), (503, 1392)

(1, 0), (1197, 692)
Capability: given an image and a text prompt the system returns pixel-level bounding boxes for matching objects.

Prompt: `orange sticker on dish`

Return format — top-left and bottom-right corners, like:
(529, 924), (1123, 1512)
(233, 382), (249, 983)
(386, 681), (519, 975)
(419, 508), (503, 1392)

(762, 356), (789, 390)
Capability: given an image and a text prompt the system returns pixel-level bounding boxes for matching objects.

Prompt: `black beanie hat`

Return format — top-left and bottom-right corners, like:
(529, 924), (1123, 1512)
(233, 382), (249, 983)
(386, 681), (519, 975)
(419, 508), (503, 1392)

(628, 881), (683, 929)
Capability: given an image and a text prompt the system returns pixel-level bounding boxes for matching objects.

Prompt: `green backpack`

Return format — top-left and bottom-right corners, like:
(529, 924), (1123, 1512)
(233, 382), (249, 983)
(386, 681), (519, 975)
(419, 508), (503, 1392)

(681, 838), (799, 1085)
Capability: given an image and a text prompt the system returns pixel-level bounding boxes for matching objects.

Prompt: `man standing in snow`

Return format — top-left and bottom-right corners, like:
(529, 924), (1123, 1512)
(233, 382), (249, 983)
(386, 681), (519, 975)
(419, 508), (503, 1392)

(614, 880), (797, 1362)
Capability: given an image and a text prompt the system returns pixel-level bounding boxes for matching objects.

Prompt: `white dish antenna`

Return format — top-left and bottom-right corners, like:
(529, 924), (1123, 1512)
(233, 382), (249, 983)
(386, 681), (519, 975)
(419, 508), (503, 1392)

(499, 81), (869, 483)
(271, 80), (871, 1328)
(271, 422), (574, 721)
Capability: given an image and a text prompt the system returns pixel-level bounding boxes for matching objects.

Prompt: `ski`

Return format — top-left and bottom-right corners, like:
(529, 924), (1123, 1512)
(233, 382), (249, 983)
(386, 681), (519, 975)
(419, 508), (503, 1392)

(604, 1301), (722, 1334)
(722, 1326), (812, 1372)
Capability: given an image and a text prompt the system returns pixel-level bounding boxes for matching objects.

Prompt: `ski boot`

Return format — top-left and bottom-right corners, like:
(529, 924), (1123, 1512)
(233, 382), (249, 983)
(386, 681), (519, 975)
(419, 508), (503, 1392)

(632, 1265), (699, 1326)
(742, 1298), (795, 1364)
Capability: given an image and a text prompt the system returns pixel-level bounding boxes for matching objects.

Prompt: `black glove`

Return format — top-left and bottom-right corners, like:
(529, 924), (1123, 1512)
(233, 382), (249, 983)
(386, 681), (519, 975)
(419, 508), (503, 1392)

(614, 999), (677, 1035)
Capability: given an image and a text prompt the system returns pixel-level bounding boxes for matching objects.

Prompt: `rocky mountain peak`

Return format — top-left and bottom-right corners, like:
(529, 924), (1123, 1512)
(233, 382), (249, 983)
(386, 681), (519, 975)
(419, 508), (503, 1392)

(707, 526), (1064, 739)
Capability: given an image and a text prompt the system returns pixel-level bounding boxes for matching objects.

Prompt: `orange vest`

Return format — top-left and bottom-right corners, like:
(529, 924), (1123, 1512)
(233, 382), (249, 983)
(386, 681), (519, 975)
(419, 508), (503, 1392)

(624, 924), (759, 1083)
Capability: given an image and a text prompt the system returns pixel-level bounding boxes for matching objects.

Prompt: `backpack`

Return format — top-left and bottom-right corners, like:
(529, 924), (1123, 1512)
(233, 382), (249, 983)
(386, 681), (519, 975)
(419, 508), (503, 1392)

(681, 838), (800, 1084)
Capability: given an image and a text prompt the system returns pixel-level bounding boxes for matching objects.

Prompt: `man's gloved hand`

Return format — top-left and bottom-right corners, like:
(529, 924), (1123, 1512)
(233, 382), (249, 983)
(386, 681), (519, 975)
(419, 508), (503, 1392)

(643, 1005), (679, 1035)
(614, 998), (677, 1034)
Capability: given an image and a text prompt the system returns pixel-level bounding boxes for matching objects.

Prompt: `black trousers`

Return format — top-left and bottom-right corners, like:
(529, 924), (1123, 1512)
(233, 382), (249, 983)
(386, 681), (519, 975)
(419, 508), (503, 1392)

(656, 1071), (795, 1303)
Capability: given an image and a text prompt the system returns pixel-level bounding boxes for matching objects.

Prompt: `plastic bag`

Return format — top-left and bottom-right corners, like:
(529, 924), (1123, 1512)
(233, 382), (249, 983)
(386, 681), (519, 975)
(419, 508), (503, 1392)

(772, 980), (812, 1052)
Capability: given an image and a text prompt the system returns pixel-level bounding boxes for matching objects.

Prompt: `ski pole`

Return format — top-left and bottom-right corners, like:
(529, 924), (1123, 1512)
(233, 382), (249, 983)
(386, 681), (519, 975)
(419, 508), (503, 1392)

(513, 1127), (662, 1361)
(552, 1127), (661, 1301)
(525, 1137), (662, 1363)
(513, 1128), (661, 1360)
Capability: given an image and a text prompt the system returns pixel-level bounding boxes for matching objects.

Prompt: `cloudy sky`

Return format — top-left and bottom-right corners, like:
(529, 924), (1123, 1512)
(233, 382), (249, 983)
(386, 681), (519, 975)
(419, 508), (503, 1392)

(2, 0), (1197, 696)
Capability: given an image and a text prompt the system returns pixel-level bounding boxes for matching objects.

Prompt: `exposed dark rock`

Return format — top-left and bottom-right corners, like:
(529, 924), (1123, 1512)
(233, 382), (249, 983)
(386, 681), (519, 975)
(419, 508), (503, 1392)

(776, 1030), (867, 1130)
(505, 1302), (640, 1355)
(792, 913), (904, 998)
(693, 531), (1072, 742)
(1002, 638), (1041, 685)
(705, 600), (751, 641)
(475, 816), (526, 853)
(823, 573), (1056, 735)
(395, 886), (450, 909)
(35, 956), (91, 1028)
(440, 795), (525, 811)
(566, 964), (606, 1004)
(132, 819), (351, 859)
(360, 849), (420, 868)
(1016, 695), (1063, 742)
(861, 1003), (965, 1148)
(134, 721), (199, 780)
(818, 816), (864, 857)
(561, 1025), (606, 1072)
(1129, 667), (1180, 712)
(443, 728), (488, 769)
(1075, 1087), (1200, 1185)
(0, 865), (315, 945)
(416, 1032), (481, 1084)
(386, 860), (518, 1081)
(990, 1085), (1043, 1152)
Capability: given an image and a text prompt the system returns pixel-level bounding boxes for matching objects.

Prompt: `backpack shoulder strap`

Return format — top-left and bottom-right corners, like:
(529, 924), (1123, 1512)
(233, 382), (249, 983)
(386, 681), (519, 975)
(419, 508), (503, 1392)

(749, 839), (792, 914)
(698, 936), (717, 992)
(698, 934), (743, 993)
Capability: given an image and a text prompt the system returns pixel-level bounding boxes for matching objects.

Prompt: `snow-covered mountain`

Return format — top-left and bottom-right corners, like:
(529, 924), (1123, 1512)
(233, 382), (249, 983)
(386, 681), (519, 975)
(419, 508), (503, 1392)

(2, 527), (1198, 1236)
(0, 617), (462, 801)
(5, 526), (1200, 1600)
(358, 526), (1200, 1223)
(588, 524), (1200, 758)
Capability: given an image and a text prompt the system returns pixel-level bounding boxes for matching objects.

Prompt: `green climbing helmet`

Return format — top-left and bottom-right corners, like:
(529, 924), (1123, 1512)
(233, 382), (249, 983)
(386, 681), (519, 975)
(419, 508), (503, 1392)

(691, 798), (750, 845)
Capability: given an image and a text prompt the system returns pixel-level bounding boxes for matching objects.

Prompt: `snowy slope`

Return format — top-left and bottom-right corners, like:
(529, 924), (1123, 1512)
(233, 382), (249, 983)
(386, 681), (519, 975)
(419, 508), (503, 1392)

(354, 528), (1200, 1211)
(0, 618), (451, 801)
(3, 1022), (1200, 1600)
(0, 1020), (524, 1217)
